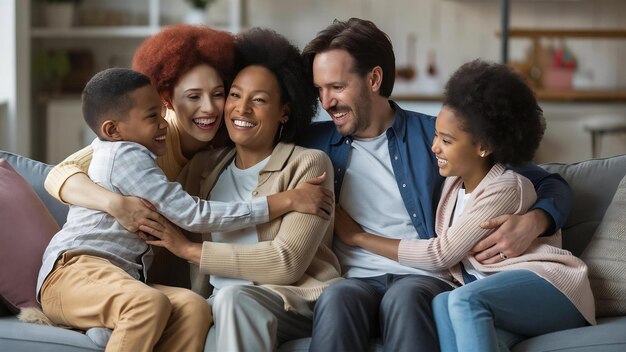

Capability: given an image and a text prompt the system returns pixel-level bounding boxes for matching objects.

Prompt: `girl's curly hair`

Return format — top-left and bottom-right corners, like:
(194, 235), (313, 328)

(443, 60), (545, 166)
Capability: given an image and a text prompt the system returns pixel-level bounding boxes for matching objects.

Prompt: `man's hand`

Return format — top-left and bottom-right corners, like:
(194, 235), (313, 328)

(471, 209), (551, 264)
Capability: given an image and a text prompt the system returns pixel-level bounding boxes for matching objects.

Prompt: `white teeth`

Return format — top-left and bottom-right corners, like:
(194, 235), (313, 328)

(193, 118), (216, 126)
(233, 119), (255, 128)
(155, 135), (166, 141)
(436, 157), (448, 165)
(333, 112), (347, 119)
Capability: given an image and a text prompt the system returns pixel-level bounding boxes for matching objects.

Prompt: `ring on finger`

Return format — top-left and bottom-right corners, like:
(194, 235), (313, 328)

(499, 252), (508, 260)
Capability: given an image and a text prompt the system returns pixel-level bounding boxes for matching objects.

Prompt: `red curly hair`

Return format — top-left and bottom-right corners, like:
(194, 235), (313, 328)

(132, 25), (235, 106)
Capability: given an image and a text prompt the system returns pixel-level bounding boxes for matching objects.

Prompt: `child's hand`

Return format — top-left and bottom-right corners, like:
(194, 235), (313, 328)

(334, 206), (364, 247)
(291, 172), (334, 219)
(109, 196), (161, 233)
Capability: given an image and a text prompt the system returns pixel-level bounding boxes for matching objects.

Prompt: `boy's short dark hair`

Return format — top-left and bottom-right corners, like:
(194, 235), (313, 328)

(82, 68), (152, 137)
(443, 60), (545, 166)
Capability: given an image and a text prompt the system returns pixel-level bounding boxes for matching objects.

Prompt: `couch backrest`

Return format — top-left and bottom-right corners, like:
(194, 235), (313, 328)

(2, 150), (625, 258)
(0, 151), (69, 227)
(541, 154), (626, 257)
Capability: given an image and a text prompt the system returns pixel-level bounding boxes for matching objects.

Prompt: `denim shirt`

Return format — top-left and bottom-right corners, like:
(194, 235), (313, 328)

(301, 101), (571, 239)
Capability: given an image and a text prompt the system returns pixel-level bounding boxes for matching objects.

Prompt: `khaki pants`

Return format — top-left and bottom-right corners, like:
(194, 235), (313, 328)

(40, 254), (212, 352)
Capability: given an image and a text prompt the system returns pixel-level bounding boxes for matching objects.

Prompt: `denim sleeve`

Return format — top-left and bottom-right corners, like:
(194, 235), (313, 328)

(509, 163), (572, 235)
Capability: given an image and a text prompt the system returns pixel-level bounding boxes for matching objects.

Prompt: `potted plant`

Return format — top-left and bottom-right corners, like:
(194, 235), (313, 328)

(38, 0), (82, 28)
(184, 0), (217, 25)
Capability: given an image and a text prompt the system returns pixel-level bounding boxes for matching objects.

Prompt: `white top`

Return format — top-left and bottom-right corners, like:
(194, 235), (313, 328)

(337, 132), (444, 279)
(209, 157), (269, 292)
(451, 187), (487, 280)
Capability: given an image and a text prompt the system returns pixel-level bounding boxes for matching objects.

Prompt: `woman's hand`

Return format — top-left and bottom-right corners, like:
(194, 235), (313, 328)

(108, 196), (162, 233)
(334, 206), (365, 247)
(291, 172), (334, 219)
(137, 216), (201, 264)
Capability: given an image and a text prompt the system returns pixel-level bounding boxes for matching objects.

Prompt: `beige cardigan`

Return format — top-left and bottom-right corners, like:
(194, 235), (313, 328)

(398, 163), (596, 324)
(178, 142), (342, 317)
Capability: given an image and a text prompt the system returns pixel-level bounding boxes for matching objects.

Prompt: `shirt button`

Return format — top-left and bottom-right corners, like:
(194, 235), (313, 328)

(412, 213), (417, 218)
(252, 191), (258, 196)
(334, 179), (338, 184)
(394, 155), (398, 160)
(345, 140), (350, 144)
(402, 184), (406, 188)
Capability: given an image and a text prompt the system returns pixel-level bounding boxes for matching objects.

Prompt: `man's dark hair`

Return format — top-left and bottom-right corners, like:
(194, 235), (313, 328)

(302, 17), (396, 97)
(234, 28), (317, 143)
(443, 60), (545, 166)
(82, 68), (151, 136)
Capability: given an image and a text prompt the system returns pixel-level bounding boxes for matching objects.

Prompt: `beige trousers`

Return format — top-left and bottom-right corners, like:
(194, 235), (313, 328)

(40, 254), (212, 352)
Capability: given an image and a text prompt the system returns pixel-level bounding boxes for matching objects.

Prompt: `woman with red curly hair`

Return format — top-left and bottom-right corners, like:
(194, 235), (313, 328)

(44, 25), (332, 265)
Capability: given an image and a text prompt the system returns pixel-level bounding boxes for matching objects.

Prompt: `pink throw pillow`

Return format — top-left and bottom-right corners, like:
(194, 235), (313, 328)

(0, 159), (59, 313)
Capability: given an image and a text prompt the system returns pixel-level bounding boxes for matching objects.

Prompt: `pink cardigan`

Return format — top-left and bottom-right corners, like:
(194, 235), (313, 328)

(397, 163), (595, 324)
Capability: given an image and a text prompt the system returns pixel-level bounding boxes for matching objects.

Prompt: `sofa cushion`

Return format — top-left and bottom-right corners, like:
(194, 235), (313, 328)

(541, 154), (626, 257)
(0, 316), (102, 352)
(0, 159), (59, 314)
(511, 316), (626, 352)
(579, 173), (626, 317)
(0, 151), (68, 227)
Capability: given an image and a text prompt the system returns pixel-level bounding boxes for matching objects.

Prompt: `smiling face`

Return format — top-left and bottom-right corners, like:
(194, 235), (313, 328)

(312, 49), (373, 138)
(432, 106), (491, 192)
(116, 85), (169, 156)
(225, 65), (288, 160)
(169, 64), (225, 144)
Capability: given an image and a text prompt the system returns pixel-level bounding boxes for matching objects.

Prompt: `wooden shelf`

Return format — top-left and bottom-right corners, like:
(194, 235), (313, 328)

(534, 89), (626, 102)
(31, 26), (162, 38)
(505, 28), (626, 39)
(393, 90), (626, 103)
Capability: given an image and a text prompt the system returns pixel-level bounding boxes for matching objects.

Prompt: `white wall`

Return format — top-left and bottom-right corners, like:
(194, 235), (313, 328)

(0, 0), (15, 151)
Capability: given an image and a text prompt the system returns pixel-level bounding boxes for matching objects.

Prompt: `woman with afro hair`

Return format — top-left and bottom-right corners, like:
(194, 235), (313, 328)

(136, 28), (341, 351)
(44, 25), (332, 274)
(425, 60), (595, 351)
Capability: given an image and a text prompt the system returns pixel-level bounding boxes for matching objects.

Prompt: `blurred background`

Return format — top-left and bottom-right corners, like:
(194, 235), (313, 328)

(1, 0), (626, 164)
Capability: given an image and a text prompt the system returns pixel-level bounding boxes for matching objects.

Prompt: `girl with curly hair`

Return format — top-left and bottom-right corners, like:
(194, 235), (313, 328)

(44, 25), (332, 264)
(426, 60), (595, 351)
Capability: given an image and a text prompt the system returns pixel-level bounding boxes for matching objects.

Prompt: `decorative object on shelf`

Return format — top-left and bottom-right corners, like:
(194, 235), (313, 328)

(396, 33), (417, 80)
(184, 0), (217, 25)
(32, 49), (71, 94)
(39, 0), (82, 29)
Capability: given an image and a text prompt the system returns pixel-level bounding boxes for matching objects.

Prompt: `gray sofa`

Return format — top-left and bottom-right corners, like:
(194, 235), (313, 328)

(1, 149), (626, 352)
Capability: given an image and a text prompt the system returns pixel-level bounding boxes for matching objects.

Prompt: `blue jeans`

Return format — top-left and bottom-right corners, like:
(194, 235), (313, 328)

(432, 270), (586, 352)
(310, 274), (453, 352)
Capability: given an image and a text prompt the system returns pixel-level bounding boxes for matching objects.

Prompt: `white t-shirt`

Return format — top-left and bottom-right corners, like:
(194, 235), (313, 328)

(451, 187), (487, 280)
(208, 157), (269, 292)
(337, 132), (438, 278)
